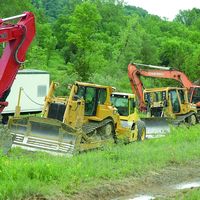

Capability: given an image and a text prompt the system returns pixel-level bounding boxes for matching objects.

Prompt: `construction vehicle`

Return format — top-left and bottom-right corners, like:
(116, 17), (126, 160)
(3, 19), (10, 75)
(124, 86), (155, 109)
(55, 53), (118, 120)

(111, 92), (146, 140)
(111, 92), (169, 136)
(8, 81), (141, 155)
(128, 63), (200, 120)
(144, 87), (198, 126)
(0, 12), (35, 154)
(127, 63), (199, 134)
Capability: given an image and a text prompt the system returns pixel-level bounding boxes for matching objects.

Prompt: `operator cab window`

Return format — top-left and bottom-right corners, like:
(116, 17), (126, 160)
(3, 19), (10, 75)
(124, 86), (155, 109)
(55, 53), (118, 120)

(178, 89), (185, 104)
(77, 86), (85, 98)
(85, 87), (97, 116)
(98, 88), (107, 104)
(111, 95), (129, 116)
(129, 98), (135, 114)
(192, 88), (200, 104)
(76, 86), (97, 116)
(169, 90), (180, 113)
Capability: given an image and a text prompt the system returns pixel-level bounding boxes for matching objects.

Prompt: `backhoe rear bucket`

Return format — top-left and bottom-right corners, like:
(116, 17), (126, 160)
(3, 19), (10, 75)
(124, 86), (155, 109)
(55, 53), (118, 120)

(0, 126), (15, 155)
(142, 117), (170, 138)
(8, 116), (81, 155)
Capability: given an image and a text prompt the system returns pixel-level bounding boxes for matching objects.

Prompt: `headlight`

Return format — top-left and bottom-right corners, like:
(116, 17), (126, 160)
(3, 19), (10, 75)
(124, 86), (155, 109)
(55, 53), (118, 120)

(113, 110), (118, 115)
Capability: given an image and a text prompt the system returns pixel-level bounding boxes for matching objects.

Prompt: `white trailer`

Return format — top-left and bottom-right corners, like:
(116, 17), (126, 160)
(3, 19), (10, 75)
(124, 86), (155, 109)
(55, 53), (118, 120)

(1, 69), (50, 123)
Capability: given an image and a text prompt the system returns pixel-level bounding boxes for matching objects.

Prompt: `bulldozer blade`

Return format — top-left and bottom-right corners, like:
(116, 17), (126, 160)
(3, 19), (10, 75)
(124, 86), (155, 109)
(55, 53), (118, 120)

(141, 117), (170, 138)
(0, 125), (15, 155)
(8, 116), (81, 155)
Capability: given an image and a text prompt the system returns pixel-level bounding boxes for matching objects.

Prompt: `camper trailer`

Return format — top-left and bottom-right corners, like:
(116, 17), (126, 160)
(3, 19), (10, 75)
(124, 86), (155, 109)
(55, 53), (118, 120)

(1, 69), (50, 123)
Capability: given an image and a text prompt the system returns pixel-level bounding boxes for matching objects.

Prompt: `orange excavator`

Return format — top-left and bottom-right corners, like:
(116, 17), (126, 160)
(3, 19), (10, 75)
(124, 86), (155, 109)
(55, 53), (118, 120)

(128, 63), (200, 119)
(0, 12), (36, 154)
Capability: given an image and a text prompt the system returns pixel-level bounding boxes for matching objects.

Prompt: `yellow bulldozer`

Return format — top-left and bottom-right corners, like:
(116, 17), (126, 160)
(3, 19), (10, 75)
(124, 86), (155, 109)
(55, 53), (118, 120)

(8, 81), (142, 155)
(144, 87), (198, 126)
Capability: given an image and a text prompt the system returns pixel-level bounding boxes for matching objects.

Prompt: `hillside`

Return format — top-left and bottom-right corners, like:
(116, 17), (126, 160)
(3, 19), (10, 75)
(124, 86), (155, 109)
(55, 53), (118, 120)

(1, 0), (200, 93)
(0, 2), (200, 199)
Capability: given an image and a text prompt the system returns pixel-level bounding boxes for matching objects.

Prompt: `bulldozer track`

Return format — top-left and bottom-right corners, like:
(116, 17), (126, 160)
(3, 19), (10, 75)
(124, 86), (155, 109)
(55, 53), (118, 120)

(171, 112), (198, 125)
(82, 118), (114, 135)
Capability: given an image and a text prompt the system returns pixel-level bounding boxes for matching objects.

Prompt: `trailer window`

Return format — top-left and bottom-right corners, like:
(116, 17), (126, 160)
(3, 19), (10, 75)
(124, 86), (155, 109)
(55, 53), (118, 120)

(37, 85), (47, 97)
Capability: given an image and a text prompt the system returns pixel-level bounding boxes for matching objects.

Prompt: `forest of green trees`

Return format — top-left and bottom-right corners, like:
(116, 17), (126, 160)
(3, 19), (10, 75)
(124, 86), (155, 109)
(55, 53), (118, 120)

(1, 0), (200, 94)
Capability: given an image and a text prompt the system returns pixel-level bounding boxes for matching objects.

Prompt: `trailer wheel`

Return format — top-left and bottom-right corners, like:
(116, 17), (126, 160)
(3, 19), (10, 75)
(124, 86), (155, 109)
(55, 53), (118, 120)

(188, 114), (197, 125)
(137, 120), (146, 141)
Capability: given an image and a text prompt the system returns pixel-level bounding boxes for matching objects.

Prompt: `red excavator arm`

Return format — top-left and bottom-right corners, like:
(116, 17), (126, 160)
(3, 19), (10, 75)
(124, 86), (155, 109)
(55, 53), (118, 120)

(128, 63), (200, 111)
(0, 12), (35, 112)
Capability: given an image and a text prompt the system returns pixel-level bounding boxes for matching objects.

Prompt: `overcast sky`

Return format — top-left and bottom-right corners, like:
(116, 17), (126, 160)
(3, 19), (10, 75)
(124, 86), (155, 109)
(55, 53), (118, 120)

(125, 0), (200, 21)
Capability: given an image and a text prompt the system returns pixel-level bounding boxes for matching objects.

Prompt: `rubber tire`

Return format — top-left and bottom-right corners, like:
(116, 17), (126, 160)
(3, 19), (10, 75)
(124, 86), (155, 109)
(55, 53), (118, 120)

(104, 123), (113, 136)
(188, 114), (197, 125)
(102, 122), (114, 138)
(136, 120), (146, 141)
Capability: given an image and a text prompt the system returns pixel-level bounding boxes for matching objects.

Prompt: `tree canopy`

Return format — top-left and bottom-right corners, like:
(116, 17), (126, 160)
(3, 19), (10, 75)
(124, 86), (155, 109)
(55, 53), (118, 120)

(1, 0), (199, 94)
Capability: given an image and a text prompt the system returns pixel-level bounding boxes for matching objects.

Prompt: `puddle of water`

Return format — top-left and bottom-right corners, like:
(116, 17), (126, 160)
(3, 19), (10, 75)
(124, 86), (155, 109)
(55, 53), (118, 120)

(146, 134), (165, 139)
(175, 181), (200, 190)
(129, 195), (155, 200)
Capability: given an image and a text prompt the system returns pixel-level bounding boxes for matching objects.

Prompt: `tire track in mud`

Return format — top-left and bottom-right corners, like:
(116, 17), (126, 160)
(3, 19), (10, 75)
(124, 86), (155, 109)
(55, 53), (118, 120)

(67, 160), (200, 200)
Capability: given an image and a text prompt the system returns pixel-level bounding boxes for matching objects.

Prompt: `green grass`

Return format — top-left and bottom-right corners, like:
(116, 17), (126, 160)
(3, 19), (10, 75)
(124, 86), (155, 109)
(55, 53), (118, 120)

(173, 188), (200, 200)
(0, 125), (200, 199)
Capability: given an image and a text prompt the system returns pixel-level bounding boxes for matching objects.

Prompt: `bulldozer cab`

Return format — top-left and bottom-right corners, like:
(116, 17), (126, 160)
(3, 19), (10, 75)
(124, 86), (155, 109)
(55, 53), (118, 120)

(75, 83), (107, 116)
(72, 82), (120, 123)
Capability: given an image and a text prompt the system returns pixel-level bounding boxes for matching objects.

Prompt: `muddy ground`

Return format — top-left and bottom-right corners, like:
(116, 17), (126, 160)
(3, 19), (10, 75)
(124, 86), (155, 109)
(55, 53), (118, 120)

(66, 160), (200, 200)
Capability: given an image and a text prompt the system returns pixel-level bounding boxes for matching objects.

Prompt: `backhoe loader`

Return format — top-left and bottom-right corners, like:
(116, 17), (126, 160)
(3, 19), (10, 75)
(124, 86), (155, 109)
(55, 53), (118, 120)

(8, 82), (140, 155)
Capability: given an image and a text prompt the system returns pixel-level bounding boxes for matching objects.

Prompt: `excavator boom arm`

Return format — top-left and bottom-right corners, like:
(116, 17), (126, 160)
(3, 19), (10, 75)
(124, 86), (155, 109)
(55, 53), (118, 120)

(128, 63), (199, 111)
(0, 12), (35, 112)
(128, 64), (146, 111)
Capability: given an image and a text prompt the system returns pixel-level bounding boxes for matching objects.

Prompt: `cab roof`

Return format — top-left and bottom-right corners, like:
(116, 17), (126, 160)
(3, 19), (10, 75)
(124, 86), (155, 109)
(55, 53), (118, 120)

(75, 81), (112, 89)
(144, 87), (186, 92)
(112, 92), (135, 98)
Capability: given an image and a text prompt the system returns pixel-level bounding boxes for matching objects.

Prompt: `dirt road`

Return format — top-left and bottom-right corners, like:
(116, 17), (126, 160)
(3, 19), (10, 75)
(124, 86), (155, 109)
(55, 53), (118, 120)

(68, 160), (200, 200)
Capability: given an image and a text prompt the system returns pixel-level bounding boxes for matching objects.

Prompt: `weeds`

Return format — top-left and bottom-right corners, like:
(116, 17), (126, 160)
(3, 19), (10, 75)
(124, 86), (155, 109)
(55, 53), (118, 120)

(0, 125), (200, 199)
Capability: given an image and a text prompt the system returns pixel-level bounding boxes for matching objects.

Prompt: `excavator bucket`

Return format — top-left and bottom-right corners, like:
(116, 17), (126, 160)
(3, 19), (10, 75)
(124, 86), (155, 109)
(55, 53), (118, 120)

(142, 117), (170, 138)
(0, 126), (15, 155)
(8, 116), (82, 155)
